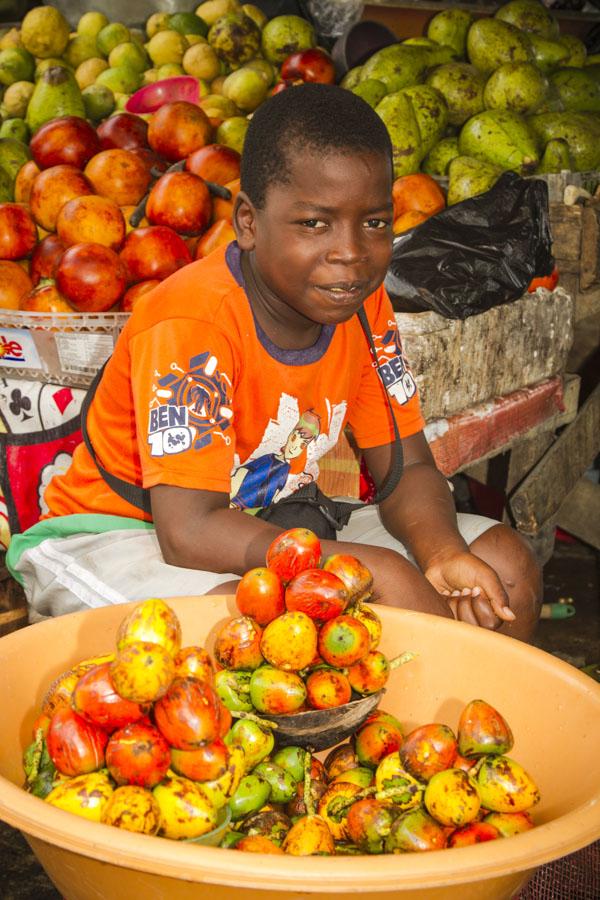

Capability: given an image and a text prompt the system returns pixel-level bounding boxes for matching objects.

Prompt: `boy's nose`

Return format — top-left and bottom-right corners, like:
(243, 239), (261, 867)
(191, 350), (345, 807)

(326, 226), (367, 265)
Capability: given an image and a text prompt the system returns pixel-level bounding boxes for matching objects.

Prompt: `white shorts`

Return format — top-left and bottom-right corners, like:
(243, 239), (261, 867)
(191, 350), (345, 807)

(14, 507), (497, 621)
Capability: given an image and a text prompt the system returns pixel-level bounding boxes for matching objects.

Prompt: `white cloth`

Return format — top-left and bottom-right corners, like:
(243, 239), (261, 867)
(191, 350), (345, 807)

(14, 507), (497, 621)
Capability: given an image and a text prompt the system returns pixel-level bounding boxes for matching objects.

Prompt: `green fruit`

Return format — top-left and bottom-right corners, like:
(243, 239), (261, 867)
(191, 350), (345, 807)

(0, 164), (12, 201)
(528, 111), (600, 171)
(21, 6), (70, 59)
(427, 8), (473, 57)
(260, 14), (315, 66)
(535, 137), (573, 173)
(228, 774), (271, 821)
(0, 135), (31, 189)
(170, 13), (209, 38)
(215, 669), (253, 712)
(457, 700), (514, 757)
(340, 66), (362, 89)
(360, 44), (427, 93)
(376, 91), (422, 177)
(271, 746), (306, 783)
(550, 67), (600, 113)
(249, 665), (306, 714)
(495, 0), (559, 40)
(35, 58), (72, 80)
(216, 115), (249, 154)
(384, 806), (447, 853)
(484, 62), (548, 115)
(528, 35), (569, 73)
(26, 65), (85, 134)
(64, 35), (99, 69)
(253, 762), (296, 804)
(77, 11), (110, 39)
(210, 13), (262, 67)
(109, 42), (149, 74)
(222, 66), (267, 111)
(351, 79), (387, 109)
(0, 118), (29, 142)
(459, 109), (540, 174)
(584, 64), (600, 85)
(0, 48), (35, 87)
(558, 34), (587, 68)
(157, 63), (185, 79)
(426, 63), (485, 126)
(96, 66), (141, 96)
(244, 57), (275, 86)
(447, 155), (503, 206)
(402, 84), (448, 156)
(422, 136), (460, 176)
(467, 19), (533, 75)
(82, 84), (115, 121)
(224, 718), (274, 770)
(96, 23), (131, 58)
(2, 80), (34, 117)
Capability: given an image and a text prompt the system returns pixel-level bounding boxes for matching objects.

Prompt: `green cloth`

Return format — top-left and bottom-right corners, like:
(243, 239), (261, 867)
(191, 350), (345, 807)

(6, 514), (154, 585)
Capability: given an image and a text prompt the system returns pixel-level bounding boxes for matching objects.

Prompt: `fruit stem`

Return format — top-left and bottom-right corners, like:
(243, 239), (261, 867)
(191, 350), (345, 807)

(389, 650), (418, 670)
(230, 709), (278, 730)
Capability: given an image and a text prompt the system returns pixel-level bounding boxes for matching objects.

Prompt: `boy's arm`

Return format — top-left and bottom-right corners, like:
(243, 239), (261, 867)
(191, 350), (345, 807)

(362, 431), (515, 628)
(150, 482), (455, 618)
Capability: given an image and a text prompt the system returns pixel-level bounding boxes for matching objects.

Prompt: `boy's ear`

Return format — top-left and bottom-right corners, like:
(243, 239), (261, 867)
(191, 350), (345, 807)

(233, 191), (257, 251)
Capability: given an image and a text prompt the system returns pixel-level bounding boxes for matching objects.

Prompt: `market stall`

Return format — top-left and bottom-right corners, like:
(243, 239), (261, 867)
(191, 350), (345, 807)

(0, 2), (599, 897)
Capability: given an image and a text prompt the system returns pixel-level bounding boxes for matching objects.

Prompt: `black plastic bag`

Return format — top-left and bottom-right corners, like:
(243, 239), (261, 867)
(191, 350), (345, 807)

(384, 172), (554, 319)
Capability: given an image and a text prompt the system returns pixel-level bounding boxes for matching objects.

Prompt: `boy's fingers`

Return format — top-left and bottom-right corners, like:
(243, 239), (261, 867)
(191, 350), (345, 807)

(456, 598), (479, 627)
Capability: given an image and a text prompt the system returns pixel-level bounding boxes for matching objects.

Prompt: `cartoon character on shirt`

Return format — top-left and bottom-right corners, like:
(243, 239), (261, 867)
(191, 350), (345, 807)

(230, 409), (321, 510)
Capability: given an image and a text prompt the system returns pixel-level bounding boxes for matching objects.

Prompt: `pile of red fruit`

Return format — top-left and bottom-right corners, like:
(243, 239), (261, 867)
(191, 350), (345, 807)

(215, 527), (397, 716)
(0, 109), (239, 313)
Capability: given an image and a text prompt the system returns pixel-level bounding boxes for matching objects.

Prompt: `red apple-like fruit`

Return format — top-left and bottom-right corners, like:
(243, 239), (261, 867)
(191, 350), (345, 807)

(120, 226), (192, 283)
(20, 280), (73, 312)
(195, 219), (236, 259)
(30, 234), (66, 284)
(30, 116), (101, 170)
(0, 203), (38, 260)
(146, 171), (212, 235)
(29, 165), (94, 232)
(185, 144), (240, 186)
(96, 112), (149, 151)
(120, 278), (161, 312)
(281, 48), (336, 84)
(55, 242), (128, 311)
(147, 101), (213, 162)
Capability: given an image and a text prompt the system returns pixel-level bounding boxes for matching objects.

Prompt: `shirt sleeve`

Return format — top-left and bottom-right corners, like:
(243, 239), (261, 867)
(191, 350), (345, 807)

(347, 287), (425, 449)
(129, 318), (237, 493)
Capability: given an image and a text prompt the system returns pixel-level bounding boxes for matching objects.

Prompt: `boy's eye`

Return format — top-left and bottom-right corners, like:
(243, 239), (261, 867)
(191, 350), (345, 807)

(300, 218), (326, 228)
(365, 218), (391, 230)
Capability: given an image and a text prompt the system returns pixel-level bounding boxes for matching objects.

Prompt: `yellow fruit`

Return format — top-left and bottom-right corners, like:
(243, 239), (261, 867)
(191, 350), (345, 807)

(146, 12), (171, 39)
(45, 772), (114, 822)
(185, 34), (208, 47)
(147, 30), (189, 66)
(96, 23), (131, 58)
(183, 42), (220, 80)
(21, 7), (71, 59)
(153, 775), (217, 839)
(157, 63), (184, 79)
(222, 66), (267, 111)
(75, 57), (108, 90)
(194, 744), (245, 808)
(109, 41), (148, 74)
(2, 80), (34, 117)
(242, 4), (268, 30)
(374, 752), (423, 811)
(101, 785), (162, 834)
(424, 768), (481, 827)
(211, 74), (227, 94)
(142, 68), (160, 85)
(110, 640), (175, 703)
(475, 756), (540, 813)
(0, 28), (23, 51)
(77, 11), (109, 39)
(35, 58), (72, 80)
(216, 115), (249, 153)
(260, 611), (317, 672)
(117, 598), (182, 658)
(195, 0), (241, 27)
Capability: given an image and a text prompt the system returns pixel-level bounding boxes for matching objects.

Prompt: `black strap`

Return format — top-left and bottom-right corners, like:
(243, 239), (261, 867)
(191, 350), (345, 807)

(81, 298), (404, 515)
(80, 361), (152, 515)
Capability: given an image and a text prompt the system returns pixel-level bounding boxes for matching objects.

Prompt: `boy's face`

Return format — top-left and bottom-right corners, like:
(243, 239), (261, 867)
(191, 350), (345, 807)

(235, 147), (394, 327)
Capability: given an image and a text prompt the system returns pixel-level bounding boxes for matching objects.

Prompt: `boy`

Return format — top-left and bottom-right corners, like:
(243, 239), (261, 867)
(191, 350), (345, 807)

(8, 84), (541, 639)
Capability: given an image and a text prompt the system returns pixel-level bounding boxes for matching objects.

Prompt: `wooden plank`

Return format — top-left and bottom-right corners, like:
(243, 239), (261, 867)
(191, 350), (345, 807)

(556, 479), (600, 550)
(574, 287), (600, 322)
(580, 204), (600, 290)
(549, 204), (582, 261)
(0, 607), (28, 637)
(510, 383), (600, 534)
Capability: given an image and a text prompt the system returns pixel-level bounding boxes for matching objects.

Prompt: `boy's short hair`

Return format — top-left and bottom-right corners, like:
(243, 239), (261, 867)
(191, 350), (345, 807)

(241, 83), (393, 209)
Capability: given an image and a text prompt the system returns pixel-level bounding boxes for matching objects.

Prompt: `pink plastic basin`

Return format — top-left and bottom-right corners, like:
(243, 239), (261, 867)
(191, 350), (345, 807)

(0, 596), (599, 900)
(125, 76), (200, 114)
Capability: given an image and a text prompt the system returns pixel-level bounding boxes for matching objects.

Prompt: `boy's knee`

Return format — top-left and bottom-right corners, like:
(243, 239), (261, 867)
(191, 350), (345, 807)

(470, 523), (543, 639)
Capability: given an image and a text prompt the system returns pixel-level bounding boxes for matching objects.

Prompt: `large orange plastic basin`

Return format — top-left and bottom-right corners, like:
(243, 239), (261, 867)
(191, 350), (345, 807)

(1, 596), (599, 900)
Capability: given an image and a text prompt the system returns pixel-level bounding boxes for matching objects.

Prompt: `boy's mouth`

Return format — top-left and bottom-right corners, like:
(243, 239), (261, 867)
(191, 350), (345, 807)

(317, 282), (366, 303)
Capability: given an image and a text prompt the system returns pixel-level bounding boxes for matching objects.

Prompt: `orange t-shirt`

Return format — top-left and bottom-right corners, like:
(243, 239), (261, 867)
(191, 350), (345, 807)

(44, 243), (424, 520)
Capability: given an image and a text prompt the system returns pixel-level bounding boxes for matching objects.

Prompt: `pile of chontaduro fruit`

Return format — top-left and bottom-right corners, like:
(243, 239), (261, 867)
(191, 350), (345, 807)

(214, 527), (404, 715)
(21, 527), (541, 853)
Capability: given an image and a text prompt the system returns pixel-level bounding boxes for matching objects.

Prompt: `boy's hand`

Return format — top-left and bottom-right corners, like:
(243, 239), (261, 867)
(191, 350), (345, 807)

(424, 551), (516, 630)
